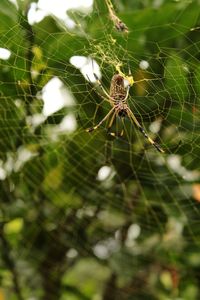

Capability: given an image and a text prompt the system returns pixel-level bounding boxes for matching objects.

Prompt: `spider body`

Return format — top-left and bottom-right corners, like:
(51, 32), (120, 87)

(110, 74), (127, 102)
(110, 74), (128, 117)
(86, 71), (164, 153)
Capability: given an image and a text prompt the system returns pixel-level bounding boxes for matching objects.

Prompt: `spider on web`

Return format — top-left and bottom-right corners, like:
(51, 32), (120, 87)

(86, 64), (164, 153)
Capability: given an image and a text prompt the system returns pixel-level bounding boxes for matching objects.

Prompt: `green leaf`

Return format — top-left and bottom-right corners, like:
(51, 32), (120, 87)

(4, 218), (24, 235)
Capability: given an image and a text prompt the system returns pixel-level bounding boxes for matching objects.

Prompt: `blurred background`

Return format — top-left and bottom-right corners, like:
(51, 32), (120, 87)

(0, 0), (200, 299)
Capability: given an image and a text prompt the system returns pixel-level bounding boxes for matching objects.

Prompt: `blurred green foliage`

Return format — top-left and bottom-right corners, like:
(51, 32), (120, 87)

(0, 0), (200, 299)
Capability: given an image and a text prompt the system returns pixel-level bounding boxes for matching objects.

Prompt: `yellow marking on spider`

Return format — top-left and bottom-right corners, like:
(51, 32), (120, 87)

(116, 63), (134, 86)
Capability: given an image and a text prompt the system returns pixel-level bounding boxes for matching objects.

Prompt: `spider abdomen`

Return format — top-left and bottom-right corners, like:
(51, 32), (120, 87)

(110, 74), (126, 104)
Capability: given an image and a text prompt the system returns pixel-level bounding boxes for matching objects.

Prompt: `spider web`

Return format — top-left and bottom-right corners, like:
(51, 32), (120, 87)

(1, 0), (200, 299)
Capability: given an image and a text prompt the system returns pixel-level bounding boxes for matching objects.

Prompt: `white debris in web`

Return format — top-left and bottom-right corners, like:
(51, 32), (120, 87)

(70, 55), (101, 83)
(0, 48), (11, 60)
(139, 60), (149, 70)
(58, 114), (77, 133)
(40, 77), (77, 135)
(149, 119), (162, 133)
(70, 56), (88, 69)
(28, 0), (93, 28)
(42, 77), (75, 116)
(97, 166), (112, 181)
(97, 165), (116, 182)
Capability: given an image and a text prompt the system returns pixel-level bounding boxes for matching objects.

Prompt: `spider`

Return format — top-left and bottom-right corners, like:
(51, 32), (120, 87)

(86, 67), (164, 153)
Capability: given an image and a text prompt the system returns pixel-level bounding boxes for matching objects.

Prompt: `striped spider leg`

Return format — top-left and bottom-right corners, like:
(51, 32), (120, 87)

(86, 71), (164, 153)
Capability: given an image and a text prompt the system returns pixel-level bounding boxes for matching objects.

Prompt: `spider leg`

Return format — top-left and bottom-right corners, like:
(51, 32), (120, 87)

(93, 73), (115, 103)
(128, 63), (131, 76)
(126, 107), (164, 153)
(123, 85), (130, 101)
(107, 110), (117, 133)
(108, 113), (125, 137)
(86, 107), (115, 132)
(120, 117), (125, 136)
(86, 73), (114, 104)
